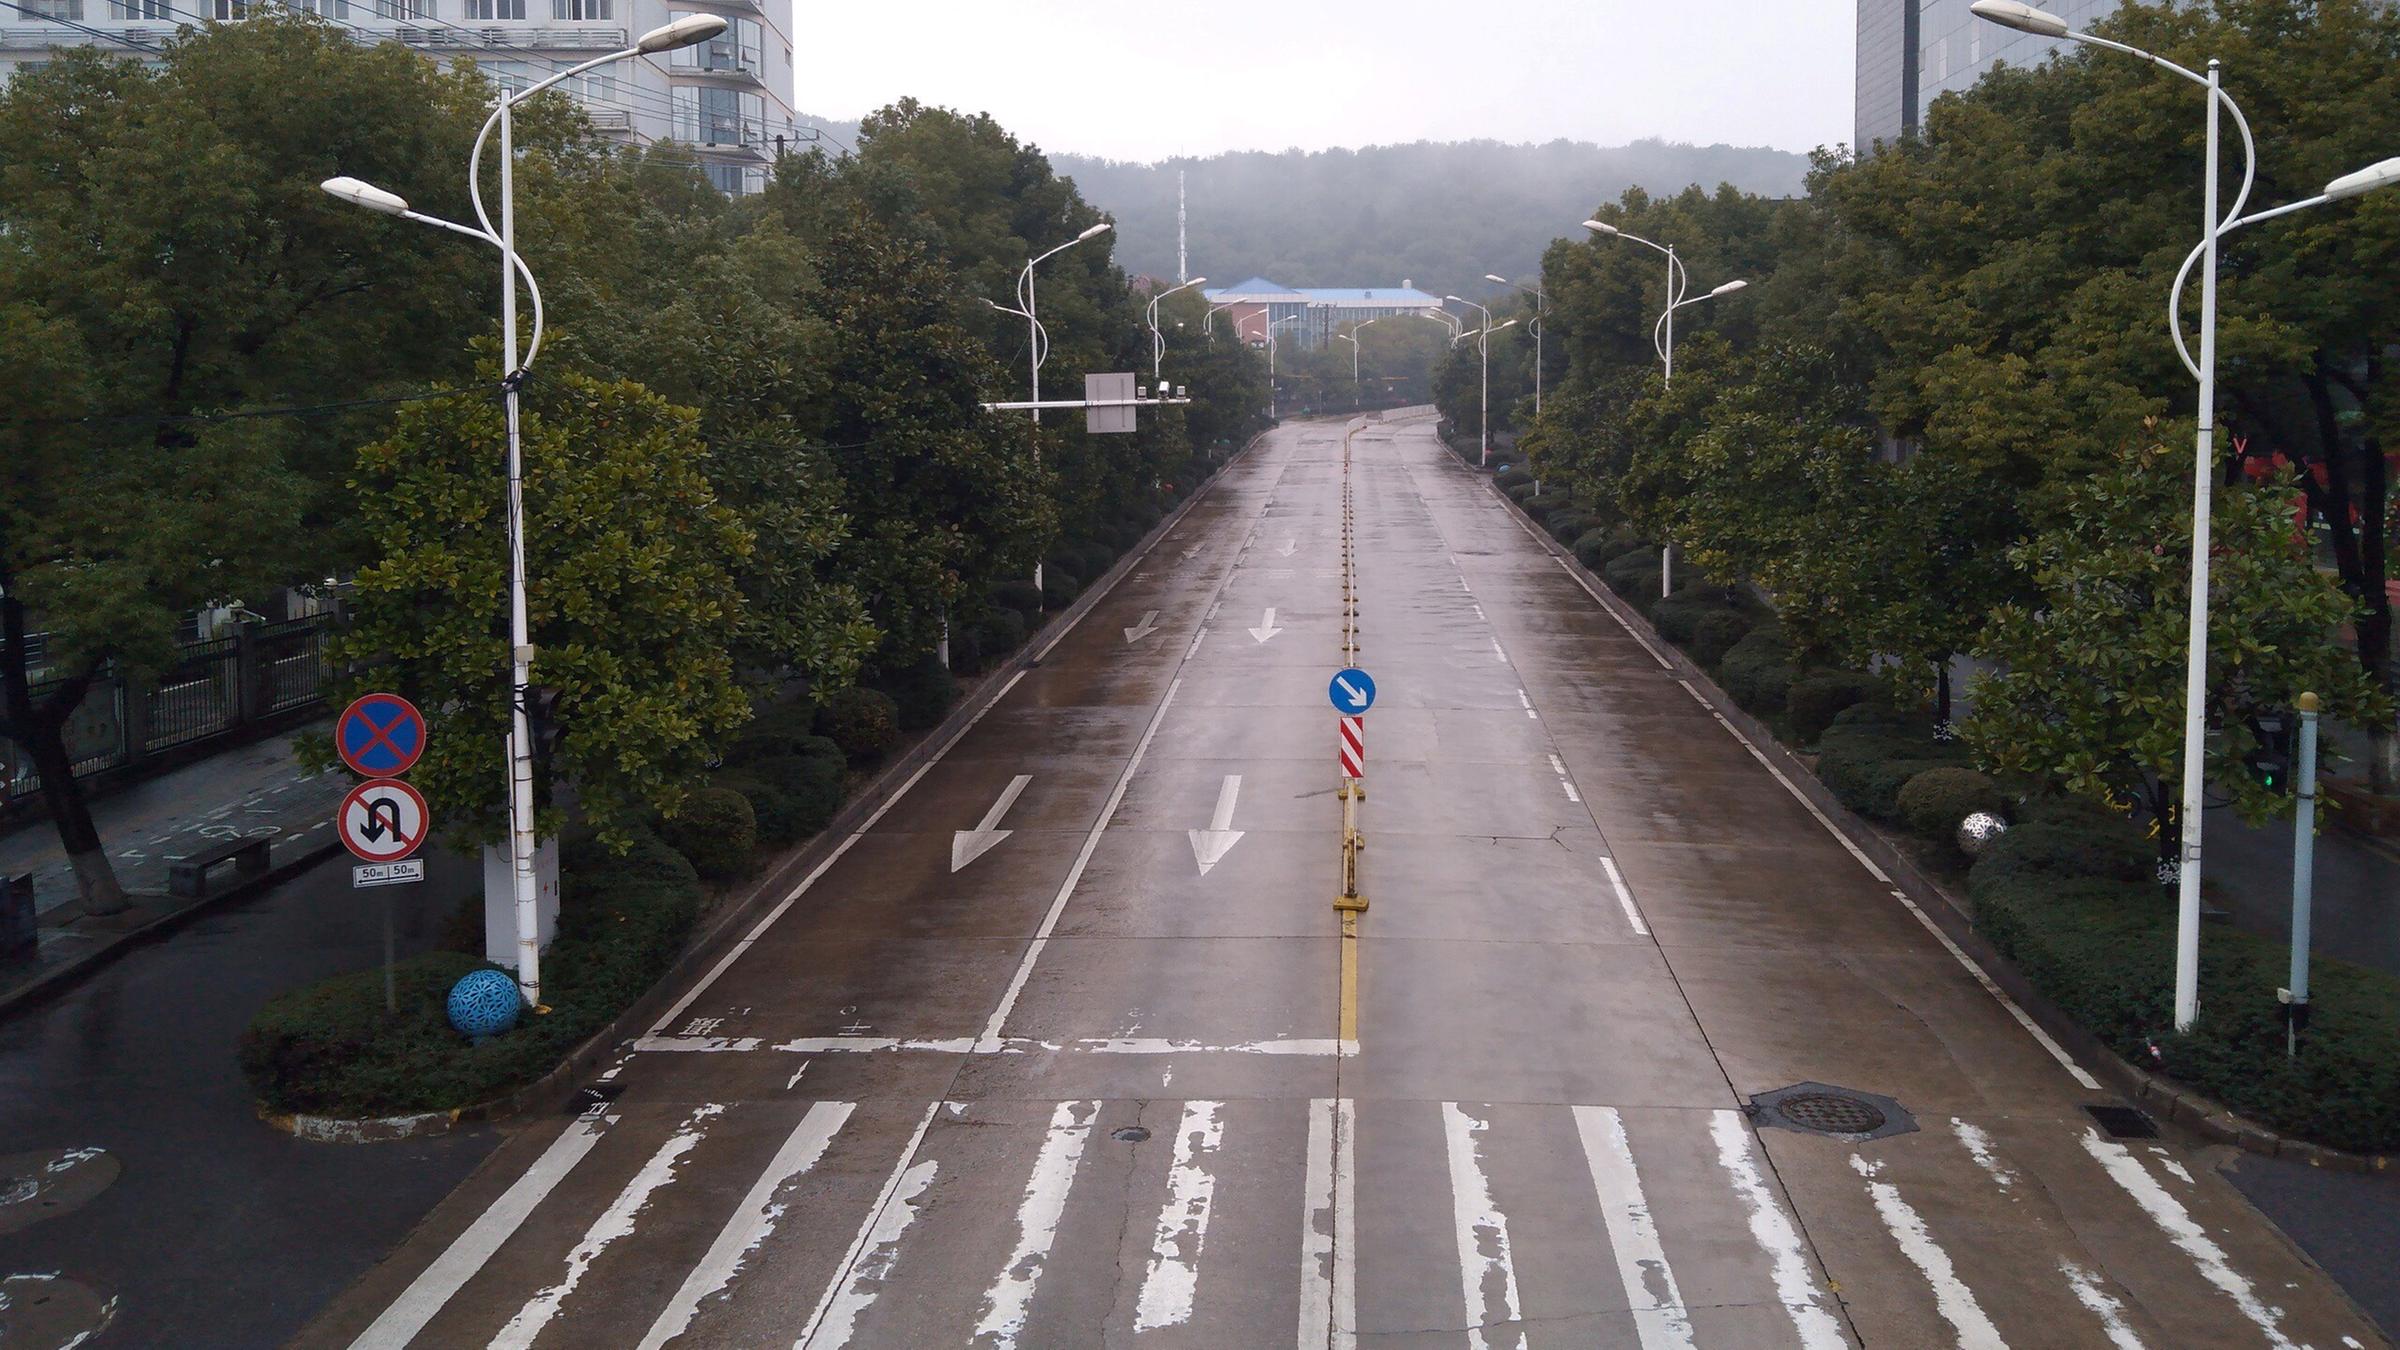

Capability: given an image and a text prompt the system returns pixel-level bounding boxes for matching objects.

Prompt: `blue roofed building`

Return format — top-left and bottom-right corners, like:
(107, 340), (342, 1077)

(1201, 278), (1445, 349)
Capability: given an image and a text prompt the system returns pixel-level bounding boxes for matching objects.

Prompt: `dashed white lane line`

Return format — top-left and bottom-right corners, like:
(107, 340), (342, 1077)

(1441, 1103), (1524, 1350)
(1597, 857), (1651, 937)
(1489, 637), (1509, 664)
(1850, 1155), (2007, 1349)
(353, 1118), (610, 1349)
(634, 1101), (853, 1350)
(1136, 1099), (1227, 1332)
(1573, 1106), (1696, 1349)
(1186, 626), (1208, 658)
(1516, 690), (1536, 720)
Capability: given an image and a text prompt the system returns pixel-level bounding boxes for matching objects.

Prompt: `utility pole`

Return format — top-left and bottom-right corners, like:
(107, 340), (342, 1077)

(1177, 169), (1188, 284)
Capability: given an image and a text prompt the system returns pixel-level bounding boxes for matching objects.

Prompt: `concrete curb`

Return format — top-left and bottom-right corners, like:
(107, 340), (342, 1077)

(1469, 466), (2396, 1176)
(261, 430), (1277, 1142)
(0, 833), (344, 1023)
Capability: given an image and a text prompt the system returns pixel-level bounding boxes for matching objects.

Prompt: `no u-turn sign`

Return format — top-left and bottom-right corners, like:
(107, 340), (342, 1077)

(339, 778), (429, 863)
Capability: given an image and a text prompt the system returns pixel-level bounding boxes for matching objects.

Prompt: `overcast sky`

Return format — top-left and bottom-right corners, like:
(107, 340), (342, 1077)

(792, 1), (1859, 162)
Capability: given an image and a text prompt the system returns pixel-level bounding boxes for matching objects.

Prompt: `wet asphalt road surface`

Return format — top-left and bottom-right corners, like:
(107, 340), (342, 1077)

(0, 844), (494, 1348)
(297, 412), (2386, 1349)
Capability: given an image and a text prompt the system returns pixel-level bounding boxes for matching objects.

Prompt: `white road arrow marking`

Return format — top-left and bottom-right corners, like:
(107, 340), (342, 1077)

(1278, 536), (1296, 557)
(1123, 610), (1162, 644)
(1335, 677), (1367, 710)
(952, 774), (1032, 872)
(1248, 608), (1284, 643)
(1187, 775), (1245, 875)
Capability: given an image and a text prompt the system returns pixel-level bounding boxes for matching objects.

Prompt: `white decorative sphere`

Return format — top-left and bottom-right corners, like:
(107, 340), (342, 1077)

(1957, 812), (2009, 856)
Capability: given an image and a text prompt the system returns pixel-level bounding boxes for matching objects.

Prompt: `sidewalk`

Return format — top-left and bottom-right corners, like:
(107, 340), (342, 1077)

(1, 725), (346, 1009)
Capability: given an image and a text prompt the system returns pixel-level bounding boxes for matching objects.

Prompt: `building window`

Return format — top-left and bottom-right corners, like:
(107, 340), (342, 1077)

(703, 161), (764, 195)
(293, 0), (350, 15)
(464, 0), (524, 17)
(22, 0), (81, 18)
(673, 84), (760, 146)
(213, 0), (247, 17)
(551, 0), (608, 18)
(112, 0), (171, 17)
(374, 0), (431, 18)
(668, 12), (762, 73)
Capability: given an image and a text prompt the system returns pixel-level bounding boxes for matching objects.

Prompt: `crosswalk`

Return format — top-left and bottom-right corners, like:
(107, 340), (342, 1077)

(341, 1092), (2362, 1349)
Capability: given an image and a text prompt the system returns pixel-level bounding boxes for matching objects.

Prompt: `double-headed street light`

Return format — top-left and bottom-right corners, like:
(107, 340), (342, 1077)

(1335, 317), (1379, 385)
(1147, 274), (1207, 382)
(1265, 311), (1304, 419)
(983, 220), (1110, 594)
(1972, 0), (2400, 1033)
(1484, 274), (1546, 416)
(320, 12), (724, 1007)
(1444, 294), (1505, 466)
(1581, 219), (1746, 595)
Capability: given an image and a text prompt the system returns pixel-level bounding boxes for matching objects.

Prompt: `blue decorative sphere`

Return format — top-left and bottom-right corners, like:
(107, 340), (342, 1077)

(447, 968), (523, 1040)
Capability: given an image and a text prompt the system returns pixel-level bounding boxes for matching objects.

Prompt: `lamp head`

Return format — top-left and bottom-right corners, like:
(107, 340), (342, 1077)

(1710, 279), (1749, 297)
(1581, 219), (1619, 237)
(1484, 273), (1508, 284)
(1443, 294), (1465, 303)
(2323, 156), (2400, 201)
(636, 13), (726, 52)
(1187, 275), (1207, 287)
(320, 176), (409, 216)
(1492, 318), (1519, 332)
(1077, 222), (1113, 241)
(1968, 1), (2069, 37)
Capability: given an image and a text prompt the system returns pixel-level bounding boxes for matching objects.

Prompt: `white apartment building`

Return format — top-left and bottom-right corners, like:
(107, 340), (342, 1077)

(0, 0), (797, 194)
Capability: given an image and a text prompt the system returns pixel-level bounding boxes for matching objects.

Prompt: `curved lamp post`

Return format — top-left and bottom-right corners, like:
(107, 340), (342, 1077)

(1147, 275), (1206, 382)
(984, 220), (1110, 595)
(1266, 312), (1303, 419)
(1335, 316), (1379, 386)
(1973, 0), (2400, 1031)
(1444, 295), (1500, 466)
(320, 12), (725, 1006)
(1485, 274), (1546, 416)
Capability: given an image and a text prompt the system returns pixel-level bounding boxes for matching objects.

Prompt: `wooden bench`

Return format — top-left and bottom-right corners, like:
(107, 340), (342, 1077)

(168, 836), (272, 899)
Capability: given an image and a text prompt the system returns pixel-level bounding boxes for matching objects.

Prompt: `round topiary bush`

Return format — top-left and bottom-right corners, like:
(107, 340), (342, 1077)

(719, 774), (801, 847)
(743, 752), (845, 838)
(1898, 766), (2008, 841)
(1719, 628), (1795, 714)
(877, 654), (959, 732)
(965, 609), (1027, 670)
(991, 579), (1044, 619)
(1787, 671), (1887, 744)
(1651, 595), (1734, 646)
(1547, 512), (1596, 543)
(816, 686), (899, 765)
(661, 784), (756, 881)
(1603, 549), (1663, 598)
(1495, 466), (1534, 490)
(1690, 608), (1754, 668)
(1506, 481), (1541, 503)
(1520, 492), (1570, 525)
(1041, 570), (1081, 610)
(1072, 542), (1117, 579)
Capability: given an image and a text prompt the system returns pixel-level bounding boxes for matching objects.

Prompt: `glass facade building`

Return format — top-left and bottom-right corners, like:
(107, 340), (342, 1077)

(1856, 0), (2119, 151)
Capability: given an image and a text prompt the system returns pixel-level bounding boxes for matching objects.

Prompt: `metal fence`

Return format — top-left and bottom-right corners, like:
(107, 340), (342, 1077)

(2, 614), (333, 804)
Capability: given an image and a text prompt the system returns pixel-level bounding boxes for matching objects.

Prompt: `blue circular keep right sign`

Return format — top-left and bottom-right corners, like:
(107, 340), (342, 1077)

(1328, 668), (1376, 714)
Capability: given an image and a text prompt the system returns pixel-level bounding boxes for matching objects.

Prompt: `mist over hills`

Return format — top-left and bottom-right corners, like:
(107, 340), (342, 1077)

(790, 117), (1812, 302)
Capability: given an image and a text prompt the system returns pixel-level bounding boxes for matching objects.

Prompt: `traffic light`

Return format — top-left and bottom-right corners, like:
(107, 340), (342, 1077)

(522, 685), (563, 772)
(2244, 713), (2292, 792)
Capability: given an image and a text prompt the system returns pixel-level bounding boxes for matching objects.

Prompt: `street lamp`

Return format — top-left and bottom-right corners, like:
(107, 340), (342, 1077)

(1485, 274), (1546, 416)
(984, 220), (1110, 595)
(320, 12), (725, 1007)
(1973, 0), (2400, 1032)
(1266, 312), (1303, 419)
(1335, 317), (1379, 385)
(1147, 275), (1206, 381)
(1444, 294), (1501, 466)
(1582, 219), (1746, 595)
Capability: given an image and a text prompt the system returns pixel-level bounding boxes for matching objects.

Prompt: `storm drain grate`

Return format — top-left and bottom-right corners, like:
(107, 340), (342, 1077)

(2083, 1104), (2159, 1139)
(1750, 1082), (1918, 1142)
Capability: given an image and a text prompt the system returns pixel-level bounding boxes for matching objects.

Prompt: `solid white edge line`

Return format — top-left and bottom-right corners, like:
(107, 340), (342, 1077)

(351, 1118), (608, 1350)
(975, 677), (1183, 1047)
(1597, 856), (1651, 938)
(796, 1101), (944, 1348)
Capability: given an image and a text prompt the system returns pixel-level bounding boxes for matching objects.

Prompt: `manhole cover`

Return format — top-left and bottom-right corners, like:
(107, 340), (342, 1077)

(1111, 1126), (1151, 1143)
(1750, 1082), (1917, 1142)
(2083, 1104), (2159, 1140)
(0, 1148), (120, 1237)
(1778, 1093), (1888, 1135)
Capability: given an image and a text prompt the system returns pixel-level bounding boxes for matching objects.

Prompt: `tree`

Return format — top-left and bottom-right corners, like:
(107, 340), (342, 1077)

(1965, 436), (2389, 862)
(0, 19), (532, 911)
(332, 371), (754, 847)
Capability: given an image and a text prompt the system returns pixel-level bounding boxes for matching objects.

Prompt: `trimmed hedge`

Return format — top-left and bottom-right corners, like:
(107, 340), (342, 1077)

(1718, 628), (1795, 715)
(991, 579), (1044, 619)
(1813, 718), (1970, 822)
(723, 702), (827, 768)
(817, 687), (899, 765)
(660, 784), (755, 881)
(1495, 466), (1534, 489)
(1602, 549), (1662, 598)
(1652, 595), (1737, 647)
(1041, 570), (1081, 610)
(1505, 481), (1540, 504)
(1969, 822), (2400, 1154)
(961, 608), (1027, 672)
(743, 753), (846, 839)
(1547, 512), (1596, 543)
(1690, 609), (1753, 668)
(1897, 766), (2006, 841)
(240, 826), (702, 1117)
(1787, 671), (1886, 744)
(878, 654), (958, 732)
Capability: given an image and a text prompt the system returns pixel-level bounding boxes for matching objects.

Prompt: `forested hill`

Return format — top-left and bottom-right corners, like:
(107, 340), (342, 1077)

(791, 119), (1811, 300)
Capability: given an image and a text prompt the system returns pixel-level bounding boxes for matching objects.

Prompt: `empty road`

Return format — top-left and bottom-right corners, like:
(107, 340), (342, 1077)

(300, 410), (2381, 1349)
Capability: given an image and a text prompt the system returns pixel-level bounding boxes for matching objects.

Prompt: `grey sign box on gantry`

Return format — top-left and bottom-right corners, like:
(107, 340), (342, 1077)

(1086, 372), (1136, 434)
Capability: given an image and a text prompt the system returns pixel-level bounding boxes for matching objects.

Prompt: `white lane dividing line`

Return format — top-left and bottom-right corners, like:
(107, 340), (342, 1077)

(798, 1101), (944, 1349)
(1186, 625), (1208, 659)
(1489, 637), (1509, 664)
(1441, 1103), (1525, 1350)
(1849, 1155), (2006, 1349)
(2080, 1132), (2300, 1350)
(1675, 678), (1712, 708)
(975, 1102), (1096, 1347)
(1572, 1107), (1695, 1349)
(634, 1101), (854, 1350)
(975, 677), (1182, 1049)
(1598, 857), (1651, 938)
(2059, 1261), (2149, 1350)
(1135, 1100), (1228, 1333)
(645, 669), (1028, 1037)
(1708, 1112), (1848, 1350)
(350, 1118), (610, 1350)
(1517, 689), (1536, 721)
(493, 1103), (723, 1350)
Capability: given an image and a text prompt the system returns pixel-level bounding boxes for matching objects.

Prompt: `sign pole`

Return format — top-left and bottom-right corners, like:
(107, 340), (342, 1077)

(383, 890), (397, 1014)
